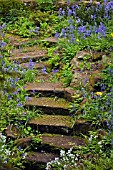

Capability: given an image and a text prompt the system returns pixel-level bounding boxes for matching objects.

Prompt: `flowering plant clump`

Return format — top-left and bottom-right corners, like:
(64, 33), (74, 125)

(46, 148), (79, 170)
(54, 0), (113, 51)
(0, 22), (40, 168)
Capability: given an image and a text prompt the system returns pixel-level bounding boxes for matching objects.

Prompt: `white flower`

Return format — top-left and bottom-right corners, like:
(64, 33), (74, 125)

(60, 150), (65, 157)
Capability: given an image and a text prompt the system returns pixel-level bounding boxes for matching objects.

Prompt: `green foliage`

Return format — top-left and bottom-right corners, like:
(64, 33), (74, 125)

(0, 0), (26, 17)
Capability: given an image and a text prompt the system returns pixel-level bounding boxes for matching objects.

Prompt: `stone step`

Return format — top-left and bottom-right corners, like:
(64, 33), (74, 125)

(25, 97), (71, 115)
(36, 73), (52, 82)
(25, 82), (65, 98)
(12, 45), (42, 54)
(9, 50), (48, 63)
(20, 61), (47, 69)
(24, 151), (57, 170)
(28, 114), (74, 135)
(16, 133), (85, 153)
(41, 134), (85, 149)
(25, 82), (77, 101)
(7, 33), (38, 47)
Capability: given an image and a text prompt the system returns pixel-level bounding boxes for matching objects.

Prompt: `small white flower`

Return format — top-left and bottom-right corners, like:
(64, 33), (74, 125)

(60, 150), (65, 156)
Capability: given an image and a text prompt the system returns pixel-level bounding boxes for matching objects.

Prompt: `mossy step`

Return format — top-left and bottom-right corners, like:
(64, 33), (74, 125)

(24, 151), (57, 169)
(28, 114), (74, 135)
(25, 82), (64, 97)
(20, 61), (47, 69)
(25, 97), (71, 115)
(44, 37), (59, 43)
(41, 133), (85, 149)
(12, 45), (42, 53)
(25, 82), (80, 101)
(36, 73), (52, 82)
(7, 33), (37, 47)
(16, 134), (85, 152)
(9, 50), (47, 63)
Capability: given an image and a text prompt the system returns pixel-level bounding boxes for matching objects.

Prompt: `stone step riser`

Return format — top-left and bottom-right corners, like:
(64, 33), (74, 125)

(10, 56), (48, 64)
(25, 105), (70, 115)
(27, 90), (65, 99)
(29, 124), (73, 136)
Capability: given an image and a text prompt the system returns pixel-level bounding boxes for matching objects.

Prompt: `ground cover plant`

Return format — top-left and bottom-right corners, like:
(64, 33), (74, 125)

(0, 0), (113, 169)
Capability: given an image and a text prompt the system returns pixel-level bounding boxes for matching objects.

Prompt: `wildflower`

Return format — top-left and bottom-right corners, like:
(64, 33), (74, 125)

(95, 92), (103, 96)
(55, 32), (59, 38)
(52, 69), (58, 74)
(18, 146), (22, 151)
(68, 9), (72, 16)
(17, 102), (23, 107)
(41, 67), (48, 74)
(111, 33), (113, 37)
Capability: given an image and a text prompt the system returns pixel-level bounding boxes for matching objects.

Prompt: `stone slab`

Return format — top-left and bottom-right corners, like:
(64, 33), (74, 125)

(28, 115), (74, 128)
(25, 97), (71, 114)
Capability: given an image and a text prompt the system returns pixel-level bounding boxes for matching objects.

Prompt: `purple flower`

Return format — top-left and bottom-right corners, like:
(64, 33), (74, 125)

(62, 10), (65, 16)
(100, 83), (106, 91)
(61, 28), (66, 36)
(96, 22), (106, 37)
(26, 96), (32, 101)
(69, 25), (74, 33)
(0, 41), (7, 48)
(17, 102), (23, 107)
(28, 59), (34, 70)
(8, 95), (12, 100)
(52, 69), (58, 74)
(5, 158), (8, 163)
(18, 146), (22, 151)
(76, 18), (80, 24)
(78, 25), (86, 34)
(55, 32), (59, 38)
(41, 67), (48, 74)
(68, 9), (72, 16)
(67, 0), (70, 4)
(13, 91), (18, 95)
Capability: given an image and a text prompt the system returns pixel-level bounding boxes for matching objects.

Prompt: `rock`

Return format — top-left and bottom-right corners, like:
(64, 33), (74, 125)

(70, 71), (82, 88)
(70, 57), (80, 71)
(89, 70), (103, 91)
(76, 50), (90, 60)
(92, 51), (104, 61)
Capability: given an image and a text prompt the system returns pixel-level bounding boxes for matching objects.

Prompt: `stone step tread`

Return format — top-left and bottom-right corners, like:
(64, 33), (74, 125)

(20, 61), (47, 69)
(12, 45), (42, 54)
(25, 151), (57, 164)
(16, 133), (85, 149)
(44, 37), (59, 43)
(10, 50), (47, 60)
(28, 114), (74, 128)
(25, 97), (71, 109)
(25, 81), (79, 101)
(36, 73), (52, 82)
(41, 133), (85, 148)
(25, 82), (64, 92)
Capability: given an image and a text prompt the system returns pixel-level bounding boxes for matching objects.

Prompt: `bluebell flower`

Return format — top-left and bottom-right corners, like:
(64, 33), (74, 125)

(55, 32), (59, 38)
(52, 69), (58, 74)
(69, 25), (74, 33)
(8, 95), (12, 100)
(0, 41), (7, 48)
(67, 0), (70, 4)
(68, 9), (72, 16)
(62, 10), (65, 16)
(18, 146), (22, 151)
(41, 67), (48, 74)
(5, 158), (8, 163)
(17, 102), (23, 107)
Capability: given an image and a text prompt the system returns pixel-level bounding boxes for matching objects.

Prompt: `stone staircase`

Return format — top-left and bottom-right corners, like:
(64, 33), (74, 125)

(4, 37), (89, 170)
